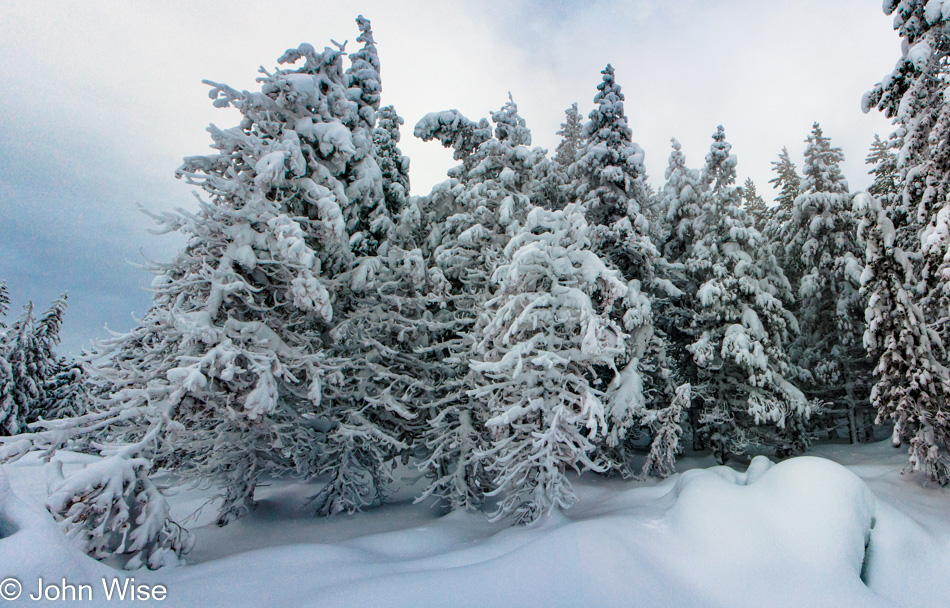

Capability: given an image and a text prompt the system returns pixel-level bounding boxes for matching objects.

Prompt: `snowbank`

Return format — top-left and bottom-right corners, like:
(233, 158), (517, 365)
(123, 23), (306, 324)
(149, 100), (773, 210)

(2, 447), (948, 607)
(0, 466), (115, 606)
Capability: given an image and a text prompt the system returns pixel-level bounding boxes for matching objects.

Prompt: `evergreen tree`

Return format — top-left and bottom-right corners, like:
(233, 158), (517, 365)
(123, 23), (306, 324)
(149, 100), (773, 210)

(569, 63), (658, 316)
(1, 18), (391, 567)
(471, 203), (627, 523)
(29, 294), (87, 423)
(769, 147), (801, 215)
(866, 134), (908, 247)
(341, 15), (391, 257)
(864, 0), (950, 349)
(554, 102), (583, 166)
(685, 127), (808, 461)
(864, 0), (950, 238)
(315, 241), (440, 515)
(855, 192), (950, 483)
(374, 105), (410, 218)
(660, 139), (705, 268)
(741, 177), (768, 232)
(0, 292), (83, 432)
(569, 65), (677, 475)
(532, 103), (581, 212)
(866, 134), (900, 202)
(421, 97), (535, 315)
(765, 147), (801, 267)
(650, 140), (706, 469)
(571, 65), (651, 246)
(0, 282), (10, 432)
(783, 124), (869, 441)
(0, 303), (41, 436)
(413, 97), (538, 510)
(783, 125), (851, 283)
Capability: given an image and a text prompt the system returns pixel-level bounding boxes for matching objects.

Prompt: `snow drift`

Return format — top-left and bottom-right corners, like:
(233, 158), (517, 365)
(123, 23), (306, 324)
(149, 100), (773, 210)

(4, 450), (947, 607)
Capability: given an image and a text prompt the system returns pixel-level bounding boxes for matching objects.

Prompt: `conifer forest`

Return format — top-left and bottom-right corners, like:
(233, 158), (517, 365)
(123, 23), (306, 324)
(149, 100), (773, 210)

(1, 2), (950, 606)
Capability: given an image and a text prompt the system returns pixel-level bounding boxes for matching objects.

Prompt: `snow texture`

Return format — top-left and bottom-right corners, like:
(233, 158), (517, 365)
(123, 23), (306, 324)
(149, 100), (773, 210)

(2, 444), (948, 607)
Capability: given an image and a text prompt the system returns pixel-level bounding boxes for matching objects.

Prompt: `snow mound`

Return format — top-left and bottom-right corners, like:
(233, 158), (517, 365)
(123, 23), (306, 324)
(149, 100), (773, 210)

(0, 467), (113, 604)
(3, 453), (940, 607)
(168, 457), (892, 607)
(665, 456), (883, 607)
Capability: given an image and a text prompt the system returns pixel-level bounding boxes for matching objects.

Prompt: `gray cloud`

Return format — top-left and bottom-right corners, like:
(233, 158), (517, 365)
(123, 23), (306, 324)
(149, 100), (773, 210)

(0, 0), (902, 355)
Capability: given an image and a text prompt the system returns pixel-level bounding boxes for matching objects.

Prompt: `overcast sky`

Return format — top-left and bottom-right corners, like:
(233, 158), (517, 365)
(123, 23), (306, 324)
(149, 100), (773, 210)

(0, 0), (899, 355)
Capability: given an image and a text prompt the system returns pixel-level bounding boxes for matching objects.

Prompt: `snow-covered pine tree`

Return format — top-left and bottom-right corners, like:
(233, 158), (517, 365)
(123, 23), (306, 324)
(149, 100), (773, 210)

(568, 66), (682, 475)
(340, 15), (391, 257)
(741, 178), (768, 232)
(28, 294), (87, 422)
(571, 65), (656, 284)
(0, 281), (8, 325)
(0, 18), (394, 567)
(413, 97), (539, 510)
(569, 66), (681, 472)
(569, 62), (657, 273)
(0, 282), (9, 433)
(864, 0), (950, 236)
(782, 124), (869, 441)
(374, 105), (410, 218)
(865, 133), (906, 243)
(0, 293), (86, 427)
(661, 139), (705, 267)
(855, 192), (950, 483)
(648, 140), (707, 468)
(314, 240), (442, 515)
(417, 97), (536, 324)
(866, 133), (911, 254)
(0, 303), (41, 436)
(765, 147), (802, 268)
(310, 83), (426, 513)
(866, 134), (900, 203)
(769, 147), (801, 215)
(315, 104), (447, 515)
(684, 126), (809, 461)
(864, 0), (950, 349)
(783, 125), (851, 284)
(555, 102), (583, 166)
(471, 203), (627, 523)
(531, 103), (581, 212)
(410, 108), (495, 511)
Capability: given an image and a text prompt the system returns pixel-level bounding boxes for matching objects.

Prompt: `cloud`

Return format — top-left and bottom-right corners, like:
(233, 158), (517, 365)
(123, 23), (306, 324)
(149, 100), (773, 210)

(0, 0), (902, 355)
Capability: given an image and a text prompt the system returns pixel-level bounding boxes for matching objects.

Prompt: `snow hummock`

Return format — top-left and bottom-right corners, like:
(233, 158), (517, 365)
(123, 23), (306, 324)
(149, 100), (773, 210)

(0, 461), (115, 601)
(2, 444), (948, 607)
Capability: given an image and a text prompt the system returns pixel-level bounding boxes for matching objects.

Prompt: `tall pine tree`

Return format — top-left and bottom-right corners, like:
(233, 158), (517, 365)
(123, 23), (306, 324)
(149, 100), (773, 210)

(555, 102), (583, 166)
(0, 303), (41, 436)
(862, 0), (950, 475)
(471, 203), (627, 523)
(374, 105), (410, 218)
(1, 17), (394, 567)
(413, 97), (538, 510)
(783, 124), (869, 441)
(856, 192), (950, 482)
(684, 127), (808, 461)
(741, 177), (768, 232)
(765, 147), (801, 269)
(569, 65), (675, 475)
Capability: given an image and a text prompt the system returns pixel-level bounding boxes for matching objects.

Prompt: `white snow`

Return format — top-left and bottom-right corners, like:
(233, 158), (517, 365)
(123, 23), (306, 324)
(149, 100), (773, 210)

(2, 442), (948, 607)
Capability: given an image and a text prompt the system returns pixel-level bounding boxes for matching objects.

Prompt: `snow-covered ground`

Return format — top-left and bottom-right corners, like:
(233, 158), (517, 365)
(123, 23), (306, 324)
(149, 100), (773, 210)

(2, 441), (948, 607)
